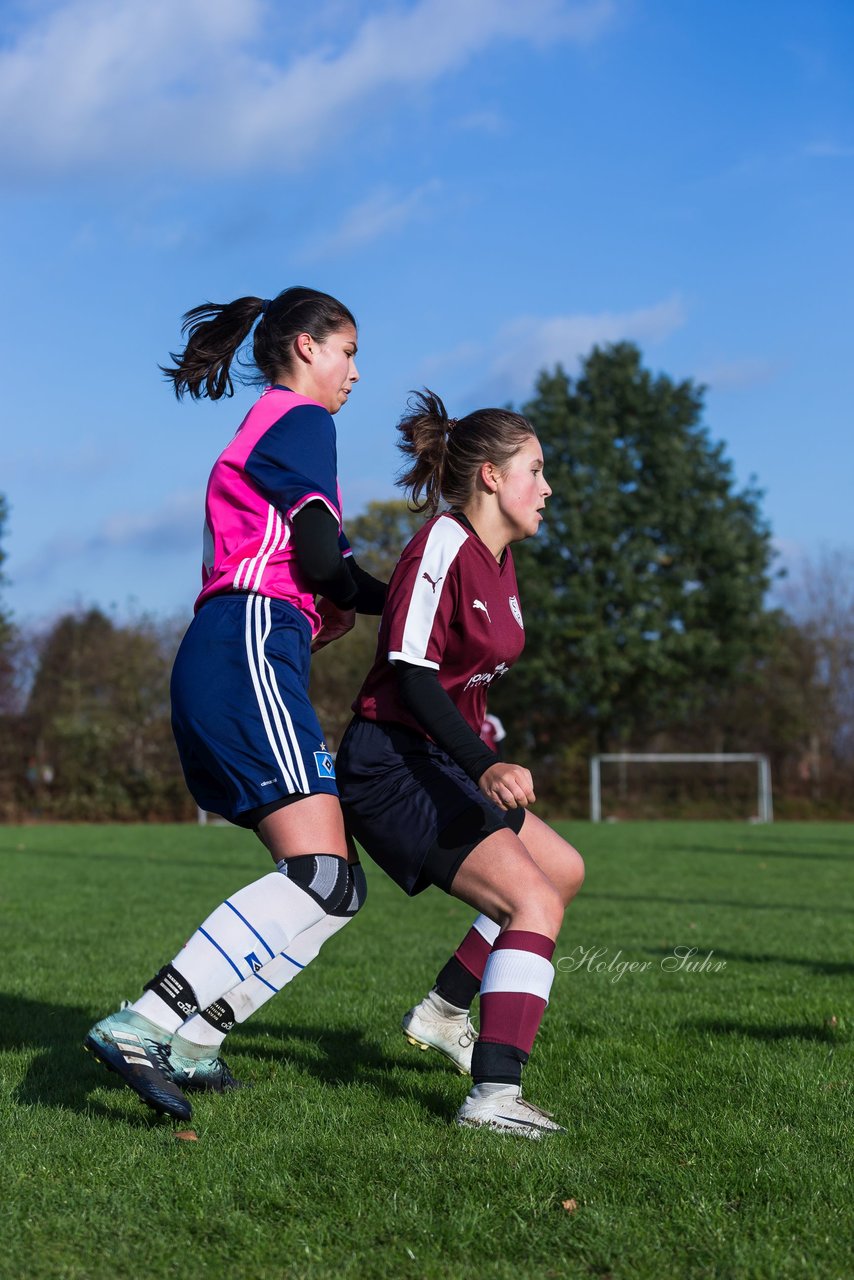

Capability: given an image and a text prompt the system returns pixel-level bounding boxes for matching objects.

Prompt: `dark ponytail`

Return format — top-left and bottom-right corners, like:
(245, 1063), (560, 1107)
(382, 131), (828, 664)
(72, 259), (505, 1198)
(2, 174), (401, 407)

(396, 389), (454, 515)
(161, 286), (356, 401)
(397, 389), (535, 515)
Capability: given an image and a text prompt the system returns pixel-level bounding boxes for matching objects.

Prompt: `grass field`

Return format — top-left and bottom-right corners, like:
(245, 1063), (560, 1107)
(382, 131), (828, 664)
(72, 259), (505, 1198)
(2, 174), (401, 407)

(1, 820), (852, 1280)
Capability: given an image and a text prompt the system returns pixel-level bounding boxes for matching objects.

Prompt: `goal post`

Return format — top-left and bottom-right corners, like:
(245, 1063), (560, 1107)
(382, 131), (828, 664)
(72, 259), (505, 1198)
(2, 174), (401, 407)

(196, 806), (231, 826)
(589, 753), (773, 823)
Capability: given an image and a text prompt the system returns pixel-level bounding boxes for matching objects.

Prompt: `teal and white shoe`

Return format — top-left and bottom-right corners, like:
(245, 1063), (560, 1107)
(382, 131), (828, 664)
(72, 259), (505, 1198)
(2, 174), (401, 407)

(84, 1008), (192, 1121)
(167, 1033), (243, 1093)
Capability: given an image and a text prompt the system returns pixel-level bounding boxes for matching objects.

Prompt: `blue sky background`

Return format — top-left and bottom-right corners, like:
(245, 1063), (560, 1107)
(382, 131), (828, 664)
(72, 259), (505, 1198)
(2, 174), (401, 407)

(2, 0), (852, 627)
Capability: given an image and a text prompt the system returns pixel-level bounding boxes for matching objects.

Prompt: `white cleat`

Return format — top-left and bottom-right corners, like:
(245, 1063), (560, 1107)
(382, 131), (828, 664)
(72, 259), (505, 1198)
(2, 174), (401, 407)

(401, 991), (477, 1075)
(456, 1085), (566, 1139)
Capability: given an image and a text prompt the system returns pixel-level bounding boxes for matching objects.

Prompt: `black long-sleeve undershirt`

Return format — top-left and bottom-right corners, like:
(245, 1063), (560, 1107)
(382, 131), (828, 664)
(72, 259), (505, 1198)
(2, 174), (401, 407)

(394, 661), (498, 783)
(291, 503), (386, 613)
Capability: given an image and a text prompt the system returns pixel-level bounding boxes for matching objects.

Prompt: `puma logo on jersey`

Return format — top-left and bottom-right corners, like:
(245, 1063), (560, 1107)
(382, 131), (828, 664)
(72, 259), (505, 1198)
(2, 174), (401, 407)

(422, 572), (443, 593)
(472, 599), (491, 622)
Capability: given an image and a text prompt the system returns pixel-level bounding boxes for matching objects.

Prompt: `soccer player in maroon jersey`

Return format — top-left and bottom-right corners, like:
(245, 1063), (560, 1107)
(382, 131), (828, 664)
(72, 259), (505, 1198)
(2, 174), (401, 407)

(336, 390), (585, 1138)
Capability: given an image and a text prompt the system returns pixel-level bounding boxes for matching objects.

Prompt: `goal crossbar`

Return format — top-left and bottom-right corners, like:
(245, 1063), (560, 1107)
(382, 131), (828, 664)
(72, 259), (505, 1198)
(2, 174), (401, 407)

(589, 753), (773, 823)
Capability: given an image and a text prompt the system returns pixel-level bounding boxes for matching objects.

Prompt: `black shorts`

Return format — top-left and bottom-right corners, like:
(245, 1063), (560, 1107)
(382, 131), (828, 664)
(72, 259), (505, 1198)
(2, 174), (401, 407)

(335, 716), (525, 896)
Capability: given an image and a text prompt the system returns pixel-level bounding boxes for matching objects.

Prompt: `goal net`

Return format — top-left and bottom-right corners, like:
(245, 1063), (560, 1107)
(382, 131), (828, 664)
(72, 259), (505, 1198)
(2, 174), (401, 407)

(589, 753), (773, 822)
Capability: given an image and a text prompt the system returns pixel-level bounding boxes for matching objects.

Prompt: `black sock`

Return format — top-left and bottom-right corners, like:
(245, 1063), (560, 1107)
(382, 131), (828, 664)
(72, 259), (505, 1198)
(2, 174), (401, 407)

(434, 955), (480, 1009)
(471, 1040), (527, 1086)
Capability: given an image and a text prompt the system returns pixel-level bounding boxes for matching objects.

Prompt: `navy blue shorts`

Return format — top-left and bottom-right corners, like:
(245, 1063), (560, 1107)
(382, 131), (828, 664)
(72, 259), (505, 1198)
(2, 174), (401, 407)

(171, 593), (338, 826)
(335, 716), (525, 896)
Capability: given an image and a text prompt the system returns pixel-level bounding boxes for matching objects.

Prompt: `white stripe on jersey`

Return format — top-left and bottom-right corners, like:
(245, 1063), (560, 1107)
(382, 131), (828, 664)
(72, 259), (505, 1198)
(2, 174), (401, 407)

(236, 504), (277, 591)
(288, 493), (340, 522)
(389, 515), (469, 668)
(480, 949), (555, 1003)
(250, 513), (288, 594)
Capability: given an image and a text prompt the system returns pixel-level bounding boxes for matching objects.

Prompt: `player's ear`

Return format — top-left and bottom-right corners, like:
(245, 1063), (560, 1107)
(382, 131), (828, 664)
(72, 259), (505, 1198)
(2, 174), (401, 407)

(295, 332), (314, 363)
(480, 460), (499, 493)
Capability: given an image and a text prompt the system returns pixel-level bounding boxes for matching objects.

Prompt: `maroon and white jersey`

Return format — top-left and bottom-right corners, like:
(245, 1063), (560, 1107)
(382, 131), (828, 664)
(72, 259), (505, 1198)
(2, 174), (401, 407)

(354, 512), (525, 737)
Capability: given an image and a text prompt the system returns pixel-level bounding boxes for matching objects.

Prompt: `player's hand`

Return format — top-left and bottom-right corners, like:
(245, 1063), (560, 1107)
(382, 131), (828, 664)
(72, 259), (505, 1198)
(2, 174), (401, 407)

(311, 599), (356, 653)
(479, 761), (535, 811)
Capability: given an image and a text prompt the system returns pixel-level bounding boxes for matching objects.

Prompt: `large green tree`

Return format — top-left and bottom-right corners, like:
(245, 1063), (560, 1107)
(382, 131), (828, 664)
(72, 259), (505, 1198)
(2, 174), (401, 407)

(0, 495), (21, 817)
(0, 494), (12, 654)
(345, 500), (426, 579)
(492, 343), (776, 752)
(22, 608), (191, 819)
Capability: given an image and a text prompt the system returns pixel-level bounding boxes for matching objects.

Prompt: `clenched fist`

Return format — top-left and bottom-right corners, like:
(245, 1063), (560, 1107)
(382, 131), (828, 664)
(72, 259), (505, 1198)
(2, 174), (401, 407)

(311, 599), (356, 653)
(479, 761), (536, 811)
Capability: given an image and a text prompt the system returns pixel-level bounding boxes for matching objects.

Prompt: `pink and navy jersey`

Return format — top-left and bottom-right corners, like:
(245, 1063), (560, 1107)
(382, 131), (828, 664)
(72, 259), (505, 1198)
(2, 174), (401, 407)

(355, 512), (525, 737)
(195, 386), (350, 636)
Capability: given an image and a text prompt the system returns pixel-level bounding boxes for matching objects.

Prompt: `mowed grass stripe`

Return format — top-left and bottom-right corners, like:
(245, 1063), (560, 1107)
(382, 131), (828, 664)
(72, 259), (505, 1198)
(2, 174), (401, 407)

(0, 821), (851, 1280)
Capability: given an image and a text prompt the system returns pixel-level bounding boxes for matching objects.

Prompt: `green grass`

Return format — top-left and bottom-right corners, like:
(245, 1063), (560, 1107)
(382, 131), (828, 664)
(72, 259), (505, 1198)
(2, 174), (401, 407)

(1, 821), (852, 1280)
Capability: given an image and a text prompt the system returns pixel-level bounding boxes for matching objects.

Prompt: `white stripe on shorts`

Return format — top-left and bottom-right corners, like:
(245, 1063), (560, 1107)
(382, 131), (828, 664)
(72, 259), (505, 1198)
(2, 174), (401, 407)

(480, 949), (555, 1004)
(243, 595), (298, 795)
(255, 595), (311, 793)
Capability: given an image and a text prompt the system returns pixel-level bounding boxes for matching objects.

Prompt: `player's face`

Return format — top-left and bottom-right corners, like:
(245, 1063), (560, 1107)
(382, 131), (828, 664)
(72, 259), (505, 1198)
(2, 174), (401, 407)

(308, 323), (360, 414)
(495, 436), (551, 541)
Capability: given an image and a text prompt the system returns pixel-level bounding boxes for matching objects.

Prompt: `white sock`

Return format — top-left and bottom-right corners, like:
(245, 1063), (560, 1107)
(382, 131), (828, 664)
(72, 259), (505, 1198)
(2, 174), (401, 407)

(131, 871), (326, 1032)
(472, 914), (501, 945)
(176, 911), (356, 1050)
(426, 989), (469, 1018)
(469, 1081), (518, 1099)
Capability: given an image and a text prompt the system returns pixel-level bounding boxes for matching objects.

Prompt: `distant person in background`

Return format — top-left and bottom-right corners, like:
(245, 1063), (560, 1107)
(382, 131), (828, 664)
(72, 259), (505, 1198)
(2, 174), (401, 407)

(479, 711), (506, 758)
(85, 287), (386, 1123)
(336, 390), (584, 1139)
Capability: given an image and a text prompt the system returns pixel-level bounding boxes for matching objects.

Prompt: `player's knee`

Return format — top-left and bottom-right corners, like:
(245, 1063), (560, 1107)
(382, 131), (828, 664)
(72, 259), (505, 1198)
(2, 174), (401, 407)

(334, 861), (368, 918)
(559, 846), (585, 905)
(536, 881), (566, 937)
(275, 853), (351, 915)
(503, 877), (564, 938)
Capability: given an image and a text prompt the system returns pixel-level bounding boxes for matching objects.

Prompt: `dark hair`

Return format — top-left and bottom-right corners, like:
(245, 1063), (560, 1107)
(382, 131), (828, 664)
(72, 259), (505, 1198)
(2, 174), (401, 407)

(396, 389), (535, 516)
(161, 286), (356, 400)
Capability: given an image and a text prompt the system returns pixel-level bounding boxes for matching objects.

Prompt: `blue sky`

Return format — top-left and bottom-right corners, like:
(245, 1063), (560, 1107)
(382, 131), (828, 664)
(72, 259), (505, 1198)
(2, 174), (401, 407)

(2, 0), (852, 626)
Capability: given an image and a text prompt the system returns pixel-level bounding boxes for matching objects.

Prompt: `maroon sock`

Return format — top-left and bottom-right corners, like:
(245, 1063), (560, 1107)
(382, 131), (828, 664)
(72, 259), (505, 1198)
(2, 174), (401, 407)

(435, 918), (498, 1008)
(473, 930), (555, 1084)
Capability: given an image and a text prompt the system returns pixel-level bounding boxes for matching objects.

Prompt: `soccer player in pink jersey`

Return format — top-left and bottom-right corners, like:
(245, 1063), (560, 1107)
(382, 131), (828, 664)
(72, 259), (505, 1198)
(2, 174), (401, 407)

(336, 390), (585, 1138)
(85, 287), (386, 1122)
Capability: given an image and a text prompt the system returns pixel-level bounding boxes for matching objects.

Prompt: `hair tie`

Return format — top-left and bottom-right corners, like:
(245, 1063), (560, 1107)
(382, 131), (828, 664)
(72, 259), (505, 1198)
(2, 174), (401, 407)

(446, 417), (458, 434)
(260, 298), (272, 317)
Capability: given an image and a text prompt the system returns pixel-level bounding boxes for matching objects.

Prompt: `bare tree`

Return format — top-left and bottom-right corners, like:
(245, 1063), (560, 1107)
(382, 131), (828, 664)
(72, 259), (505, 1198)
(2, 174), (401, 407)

(779, 546), (854, 790)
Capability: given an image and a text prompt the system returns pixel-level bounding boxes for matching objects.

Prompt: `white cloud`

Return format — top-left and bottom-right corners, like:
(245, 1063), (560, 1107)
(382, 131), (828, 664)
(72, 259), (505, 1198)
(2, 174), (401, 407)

(300, 180), (441, 261)
(95, 490), (203, 553)
(0, 0), (619, 181)
(696, 357), (781, 392)
(455, 109), (507, 135)
(425, 295), (686, 403)
(15, 489), (202, 584)
(803, 141), (854, 160)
